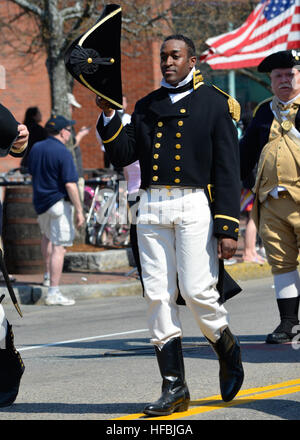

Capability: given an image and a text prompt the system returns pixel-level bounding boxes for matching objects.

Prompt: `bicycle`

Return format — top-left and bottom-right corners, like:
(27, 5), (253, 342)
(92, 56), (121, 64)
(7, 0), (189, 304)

(84, 170), (131, 248)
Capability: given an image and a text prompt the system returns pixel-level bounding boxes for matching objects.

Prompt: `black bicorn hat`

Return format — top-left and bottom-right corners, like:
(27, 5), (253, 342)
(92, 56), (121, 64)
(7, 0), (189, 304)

(65, 4), (122, 110)
(258, 49), (300, 73)
(0, 103), (19, 157)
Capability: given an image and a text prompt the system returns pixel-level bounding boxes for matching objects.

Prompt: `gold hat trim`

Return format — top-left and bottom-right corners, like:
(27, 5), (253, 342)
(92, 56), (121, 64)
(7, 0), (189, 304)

(78, 7), (122, 46)
(79, 74), (123, 109)
(78, 6), (123, 109)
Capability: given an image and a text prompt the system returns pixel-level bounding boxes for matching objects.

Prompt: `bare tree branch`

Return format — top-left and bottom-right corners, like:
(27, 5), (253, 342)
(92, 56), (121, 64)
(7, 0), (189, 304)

(8, 0), (43, 17)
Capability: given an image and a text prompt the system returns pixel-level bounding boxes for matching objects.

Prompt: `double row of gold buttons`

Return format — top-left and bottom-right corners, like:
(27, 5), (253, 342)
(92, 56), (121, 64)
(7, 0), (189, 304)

(152, 109), (186, 184)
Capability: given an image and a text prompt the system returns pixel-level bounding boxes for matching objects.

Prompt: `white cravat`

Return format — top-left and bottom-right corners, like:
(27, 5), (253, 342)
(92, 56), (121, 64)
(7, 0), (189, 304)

(269, 92), (300, 198)
(102, 68), (196, 126)
(161, 67), (195, 103)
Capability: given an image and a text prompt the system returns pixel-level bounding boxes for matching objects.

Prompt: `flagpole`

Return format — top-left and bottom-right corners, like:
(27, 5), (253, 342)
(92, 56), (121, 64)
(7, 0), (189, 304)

(228, 22), (236, 99)
(228, 69), (236, 99)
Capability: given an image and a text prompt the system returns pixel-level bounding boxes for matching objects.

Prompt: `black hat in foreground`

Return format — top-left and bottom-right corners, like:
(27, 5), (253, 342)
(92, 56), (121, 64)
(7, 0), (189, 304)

(258, 49), (300, 73)
(65, 4), (122, 110)
(0, 103), (19, 157)
(45, 115), (75, 132)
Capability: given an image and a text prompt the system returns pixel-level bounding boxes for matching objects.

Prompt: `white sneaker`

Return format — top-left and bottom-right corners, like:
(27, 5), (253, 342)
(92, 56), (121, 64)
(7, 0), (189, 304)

(224, 258), (237, 266)
(43, 275), (50, 287)
(45, 292), (75, 306)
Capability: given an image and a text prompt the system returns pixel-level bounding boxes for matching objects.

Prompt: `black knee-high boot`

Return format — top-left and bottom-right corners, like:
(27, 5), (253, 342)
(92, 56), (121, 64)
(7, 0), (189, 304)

(266, 297), (300, 344)
(0, 322), (25, 407)
(208, 327), (244, 402)
(143, 337), (190, 416)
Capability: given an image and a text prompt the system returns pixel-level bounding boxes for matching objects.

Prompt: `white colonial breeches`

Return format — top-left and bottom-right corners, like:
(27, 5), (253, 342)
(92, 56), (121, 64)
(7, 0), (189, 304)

(136, 187), (229, 346)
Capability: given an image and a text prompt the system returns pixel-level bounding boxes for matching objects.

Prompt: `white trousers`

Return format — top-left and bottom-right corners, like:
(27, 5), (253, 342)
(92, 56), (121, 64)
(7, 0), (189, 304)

(0, 304), (7, 349)
(137, 187), (228, 346)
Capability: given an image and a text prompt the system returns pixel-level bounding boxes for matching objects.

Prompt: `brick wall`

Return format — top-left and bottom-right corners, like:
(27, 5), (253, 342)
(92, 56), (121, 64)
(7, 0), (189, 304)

(0, 17), (162, 173)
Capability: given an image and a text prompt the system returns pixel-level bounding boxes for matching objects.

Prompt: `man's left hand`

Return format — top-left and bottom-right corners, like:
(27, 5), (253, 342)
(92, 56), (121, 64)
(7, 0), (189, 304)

(217, 237), (237, 260)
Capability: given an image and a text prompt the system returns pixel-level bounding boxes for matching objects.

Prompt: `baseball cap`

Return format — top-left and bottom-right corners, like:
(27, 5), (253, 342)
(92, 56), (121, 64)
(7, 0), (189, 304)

(45, 115), (75, 131)
(67, 93), (82, 108)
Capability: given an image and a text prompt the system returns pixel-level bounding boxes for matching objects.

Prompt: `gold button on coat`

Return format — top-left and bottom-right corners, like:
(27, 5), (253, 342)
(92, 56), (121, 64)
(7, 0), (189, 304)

(153, 154), (159, 159)
(174, 178), (180, 183)
(155, 143), (161, 148)
(180, 109), (186, 113)
(223, 225), (229, 231)
(175, 155), (181, 160)
(157, 121), (163, 127)
(152, 176), (158, 181)
(153, 165), (158, 170)
(157, 132), (162, 138)
(176, 133), (182, 138)
(175, 166), (181, 171)
(178, 120), (183, 126)
(175, 144), (181, 149)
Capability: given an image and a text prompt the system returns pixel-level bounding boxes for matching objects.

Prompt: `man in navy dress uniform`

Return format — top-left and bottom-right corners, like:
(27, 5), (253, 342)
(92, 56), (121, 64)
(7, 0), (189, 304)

(96, 34), (244, 416)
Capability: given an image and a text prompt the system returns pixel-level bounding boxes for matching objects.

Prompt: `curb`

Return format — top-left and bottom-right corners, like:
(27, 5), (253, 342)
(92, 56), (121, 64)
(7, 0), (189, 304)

(225, 261), (272, 281)
(0, 262), (273, 308)
(0, 279), (143, 307)
(64, 248), (135, 272)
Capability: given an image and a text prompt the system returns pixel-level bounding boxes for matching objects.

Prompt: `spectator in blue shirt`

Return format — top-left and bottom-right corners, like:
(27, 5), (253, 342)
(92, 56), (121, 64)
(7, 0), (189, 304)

(28, 115), (85, 306)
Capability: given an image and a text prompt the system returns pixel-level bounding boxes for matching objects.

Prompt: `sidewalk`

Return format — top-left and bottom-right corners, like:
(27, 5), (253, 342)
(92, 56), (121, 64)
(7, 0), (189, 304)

(0, 237), (273, 307)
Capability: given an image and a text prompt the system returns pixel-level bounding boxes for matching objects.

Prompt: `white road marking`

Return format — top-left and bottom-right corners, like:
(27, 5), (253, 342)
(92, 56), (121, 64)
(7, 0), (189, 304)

(17, 328), (149, 352)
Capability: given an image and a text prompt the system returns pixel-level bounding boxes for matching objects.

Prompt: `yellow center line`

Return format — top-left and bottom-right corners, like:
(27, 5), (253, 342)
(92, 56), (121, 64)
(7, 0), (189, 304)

(111, 378), (300, 420)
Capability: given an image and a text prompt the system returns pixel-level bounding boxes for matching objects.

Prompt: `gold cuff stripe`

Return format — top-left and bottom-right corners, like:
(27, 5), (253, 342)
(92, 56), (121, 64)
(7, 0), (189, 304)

(10, 142), (28, 154)
(102, 123), (123, 144)
(214, 214), (240, 224)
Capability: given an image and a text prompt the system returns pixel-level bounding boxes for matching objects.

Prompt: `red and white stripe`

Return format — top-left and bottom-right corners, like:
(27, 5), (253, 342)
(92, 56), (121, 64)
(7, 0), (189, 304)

(200, 0), (300, 69)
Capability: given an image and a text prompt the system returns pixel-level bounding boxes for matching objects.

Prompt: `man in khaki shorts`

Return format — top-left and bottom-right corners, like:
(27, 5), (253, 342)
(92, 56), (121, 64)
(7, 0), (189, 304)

(240, 50), (300, 344)
(28, 115), (85, 306)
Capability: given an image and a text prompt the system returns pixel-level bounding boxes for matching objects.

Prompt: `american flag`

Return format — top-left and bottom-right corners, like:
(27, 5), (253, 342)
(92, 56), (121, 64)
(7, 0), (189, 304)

(200, 0), (300, 69)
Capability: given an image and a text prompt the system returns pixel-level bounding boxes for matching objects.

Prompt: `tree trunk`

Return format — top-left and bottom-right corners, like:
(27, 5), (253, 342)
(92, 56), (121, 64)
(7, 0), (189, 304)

(46, 55), (71, 118)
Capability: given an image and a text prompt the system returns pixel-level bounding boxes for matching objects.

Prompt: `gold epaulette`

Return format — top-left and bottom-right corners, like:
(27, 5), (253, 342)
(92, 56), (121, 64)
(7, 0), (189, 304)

(193, 70), (204, 90)
(252, 97), (272, 117)
(212, 85), (241, 122)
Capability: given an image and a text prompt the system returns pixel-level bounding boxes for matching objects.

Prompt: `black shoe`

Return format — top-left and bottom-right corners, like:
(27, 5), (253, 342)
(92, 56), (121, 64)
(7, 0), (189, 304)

(265, 321), (300, 344)
(209, 327), (244, 402)
(0, 322), (25, 407)
(143, 338), (190, 417)
(143, 383), (190, 416)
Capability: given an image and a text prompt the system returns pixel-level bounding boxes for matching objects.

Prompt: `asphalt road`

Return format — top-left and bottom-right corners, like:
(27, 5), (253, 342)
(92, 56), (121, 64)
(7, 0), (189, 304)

(0, 276), (299, 428)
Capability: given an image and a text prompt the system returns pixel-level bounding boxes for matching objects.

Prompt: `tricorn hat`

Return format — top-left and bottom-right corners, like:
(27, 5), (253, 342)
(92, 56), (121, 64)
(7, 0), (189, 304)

(0, 103), (19, 157)
(258, 49), (300, 73)
(65, 4), (122, 110)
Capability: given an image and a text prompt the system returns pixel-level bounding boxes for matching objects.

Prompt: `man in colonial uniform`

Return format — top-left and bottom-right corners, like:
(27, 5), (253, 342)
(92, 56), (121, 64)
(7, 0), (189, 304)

(240, 50), (300, 344)
(0, 103), (28, 406)
(96, 34), (244, 416)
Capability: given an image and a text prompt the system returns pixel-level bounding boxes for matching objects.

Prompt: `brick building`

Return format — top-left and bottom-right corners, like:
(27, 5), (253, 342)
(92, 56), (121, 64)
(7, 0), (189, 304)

(0, 4), (163, 174)
(0, 1), (269, 175)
